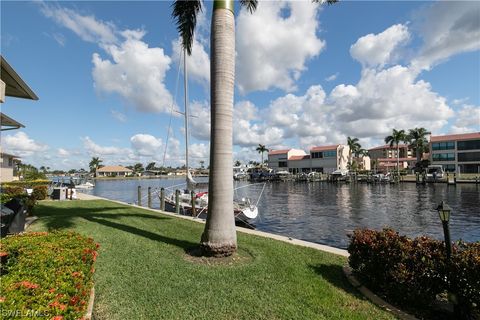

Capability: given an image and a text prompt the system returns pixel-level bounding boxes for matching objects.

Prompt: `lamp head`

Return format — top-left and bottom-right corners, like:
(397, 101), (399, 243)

(436, 201), (451, 222)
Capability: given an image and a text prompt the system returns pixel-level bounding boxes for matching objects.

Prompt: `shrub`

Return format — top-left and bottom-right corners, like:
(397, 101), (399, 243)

(348, 228), (479, 317)
(32, 185), (48, 201)
(0, 232), (99, 319)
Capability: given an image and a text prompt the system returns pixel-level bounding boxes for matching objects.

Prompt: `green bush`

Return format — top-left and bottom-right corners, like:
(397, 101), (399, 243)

(31, 185), (48, 201)
(0, 232), (98, 319)
(348, 228), (479, 317)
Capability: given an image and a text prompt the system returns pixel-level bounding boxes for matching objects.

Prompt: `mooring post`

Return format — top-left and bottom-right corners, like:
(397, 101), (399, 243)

(147, 187), (152, 208)
(160, 187), (165, 211)
(137, 186), (142, 206)
(175, 189), (180, 214)
(454, 173), (457, 184)
(190, 190), (196, 217)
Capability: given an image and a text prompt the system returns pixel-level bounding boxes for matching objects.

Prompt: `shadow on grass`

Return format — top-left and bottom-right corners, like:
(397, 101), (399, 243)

(82, 216), (197, 250)
(309, 263), (363, 298)
(33, 202), (171, 234)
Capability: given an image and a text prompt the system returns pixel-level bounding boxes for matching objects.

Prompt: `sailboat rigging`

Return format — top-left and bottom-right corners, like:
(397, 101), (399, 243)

(162, 48), (259, 225)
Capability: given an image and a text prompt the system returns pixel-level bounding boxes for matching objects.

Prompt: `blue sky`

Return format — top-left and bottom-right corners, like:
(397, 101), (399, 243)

(1, 1), (479, 170)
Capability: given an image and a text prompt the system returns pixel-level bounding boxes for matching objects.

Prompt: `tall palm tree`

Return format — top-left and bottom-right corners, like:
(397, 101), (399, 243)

(89, 157), (103, 177)
(347, 136), (361, 166)
(385, 129), (407, 177)
(407, 127), (431, 166)
(173, 0), (336, 256)
(256, 144), (269, 166)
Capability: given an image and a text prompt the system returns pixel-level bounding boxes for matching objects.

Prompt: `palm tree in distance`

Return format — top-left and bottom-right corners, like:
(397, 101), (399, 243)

(347, 136), (361, 168)
(385, 129), (407, 178)
(172, 0), (337, 256)
(256, 144), (269, 167)
(89, 157), (103, 177)
(407, 127), (431, 169)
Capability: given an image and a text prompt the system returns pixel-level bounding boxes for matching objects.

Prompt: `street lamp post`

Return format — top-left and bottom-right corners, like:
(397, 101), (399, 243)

(436, 201), (452, 260)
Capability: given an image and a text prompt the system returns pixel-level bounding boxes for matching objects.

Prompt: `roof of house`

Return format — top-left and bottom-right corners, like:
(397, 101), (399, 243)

(268, 149), (290, 155)
(1, 112), (25, 131)
(1, 56), (38, 100)
(430, 132), (480, 142)
(310, 145), (338, 152)
(97, 165), (133, 172)
(289, 155), (311, 161)
(377, 157), (416, 162)
(368, 144), (409, 151)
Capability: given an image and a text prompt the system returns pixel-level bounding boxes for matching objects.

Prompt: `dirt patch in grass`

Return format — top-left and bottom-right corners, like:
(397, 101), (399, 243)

(184, 246), (254, 266)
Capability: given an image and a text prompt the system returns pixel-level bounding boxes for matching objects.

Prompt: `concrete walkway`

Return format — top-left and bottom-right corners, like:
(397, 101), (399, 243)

(74, 191), (349, 257)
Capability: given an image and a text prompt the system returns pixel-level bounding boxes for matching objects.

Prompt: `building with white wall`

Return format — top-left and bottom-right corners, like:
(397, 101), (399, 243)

(430, 132), (480, 173)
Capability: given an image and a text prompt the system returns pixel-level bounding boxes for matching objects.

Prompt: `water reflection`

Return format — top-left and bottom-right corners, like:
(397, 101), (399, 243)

(83, 178), (480, 249)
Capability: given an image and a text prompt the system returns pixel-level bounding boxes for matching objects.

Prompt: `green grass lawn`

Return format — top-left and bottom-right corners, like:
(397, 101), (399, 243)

(29, 200), (395, 320)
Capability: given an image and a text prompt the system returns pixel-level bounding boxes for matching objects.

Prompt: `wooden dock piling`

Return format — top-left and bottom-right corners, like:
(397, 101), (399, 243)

(160, 188), (165, 211)
(175, 190), (180, 214)
(147, 187), (152, 208)
(137, 186), (141, 206)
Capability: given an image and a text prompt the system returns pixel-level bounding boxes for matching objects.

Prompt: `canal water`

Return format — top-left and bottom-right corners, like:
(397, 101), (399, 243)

(80, 178), (479, 249)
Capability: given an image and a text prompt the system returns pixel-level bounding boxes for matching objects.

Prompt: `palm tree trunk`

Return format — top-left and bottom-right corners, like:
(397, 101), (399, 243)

(201, 0), (237, 256)
(397, 144), (400, 178)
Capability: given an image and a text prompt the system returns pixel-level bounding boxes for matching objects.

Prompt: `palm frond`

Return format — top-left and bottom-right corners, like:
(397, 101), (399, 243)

(240, 0), (258, 13)
(312, 0), (339, 5)
(172, 0), (203, 55)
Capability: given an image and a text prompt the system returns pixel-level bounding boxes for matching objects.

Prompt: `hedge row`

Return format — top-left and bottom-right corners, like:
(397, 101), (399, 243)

(348, 228), (479, 318)
(1, 181), (49, 213)
(0, 232), (99, 320)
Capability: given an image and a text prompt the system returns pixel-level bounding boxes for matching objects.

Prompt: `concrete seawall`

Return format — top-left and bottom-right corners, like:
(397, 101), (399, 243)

(75, 192), (349, 257)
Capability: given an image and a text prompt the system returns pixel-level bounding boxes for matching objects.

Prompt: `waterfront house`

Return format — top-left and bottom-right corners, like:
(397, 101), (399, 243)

(0, 150), (19, 183)
(96, 165), (133, 177)
(267, 145), (350, 174)
(0, 56), (38, 183)
(268, 149), (307, 172)
(429, 132), (480, 173)
(368, 144), (415, 173)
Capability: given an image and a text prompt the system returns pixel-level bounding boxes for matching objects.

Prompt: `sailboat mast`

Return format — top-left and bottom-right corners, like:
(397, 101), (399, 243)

(183, 48), (189, 178)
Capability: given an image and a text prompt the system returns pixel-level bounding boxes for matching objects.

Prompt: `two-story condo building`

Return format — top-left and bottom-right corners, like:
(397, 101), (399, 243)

(368, 144), (415, 172)
(268, 149), (307, 172)
(430, 132), (480, 173)
(268, 145), (350, 174)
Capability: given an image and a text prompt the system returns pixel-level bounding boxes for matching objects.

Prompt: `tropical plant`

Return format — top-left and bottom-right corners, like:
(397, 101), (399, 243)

(146, 162), (156, 171)
(256, 144), (269, 167)
(234, 160), (241, 167)
(199, 160), (205, 169)
(133, 163), (144, 173)
(173, 0), (336, 256)
(89, 157), (103, 177)
(385, 129), (407, 177)
(347, 136), (361, 167)
(407, 127), (431, 166)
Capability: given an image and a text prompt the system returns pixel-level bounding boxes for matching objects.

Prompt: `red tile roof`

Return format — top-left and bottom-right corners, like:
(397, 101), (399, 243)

(430, 132), (480, 142)
(268, 149), (290, 155)
(289, 155), (311, 161)
(377, 158), (415, 162)
(310, 145), (338, 152)
(368, 144), (409, 151)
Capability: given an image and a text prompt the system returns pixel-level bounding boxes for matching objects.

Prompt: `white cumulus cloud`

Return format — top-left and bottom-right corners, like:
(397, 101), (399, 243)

(350, 24), (410, 68)
(130, 134), (163, 157)
(1, 132), (49, 157)
(82, 136), (126, 156)
(236, 0), (325, 93)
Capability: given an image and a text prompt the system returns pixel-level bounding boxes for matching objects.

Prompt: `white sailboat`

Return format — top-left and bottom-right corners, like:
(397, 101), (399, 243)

(163, 49), (258, 224)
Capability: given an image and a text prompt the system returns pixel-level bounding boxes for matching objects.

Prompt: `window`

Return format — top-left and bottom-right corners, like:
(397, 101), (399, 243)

(457, 140), (480, 151)
(458, 152), (480, 162)
(8, 157), (13, 167)
(432, 141), (455, 151)
(323, 150), (336, 158)
(279, 161), (288, 167)
(311, 152), (323, 159)
(432, 153), (455, 161)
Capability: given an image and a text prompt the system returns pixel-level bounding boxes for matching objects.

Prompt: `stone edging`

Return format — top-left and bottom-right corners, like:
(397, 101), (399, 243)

(343, 266), (418, 320)
(85, 286), (95, 320)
